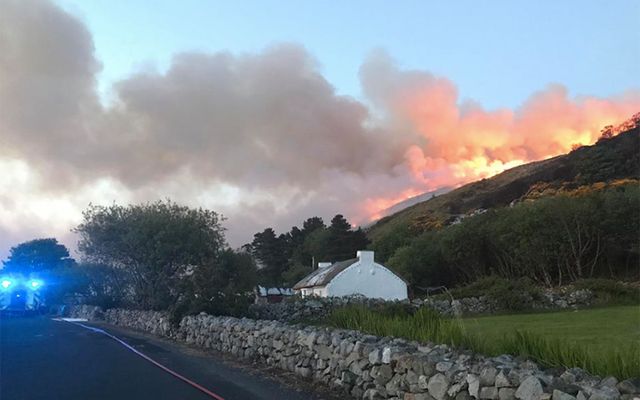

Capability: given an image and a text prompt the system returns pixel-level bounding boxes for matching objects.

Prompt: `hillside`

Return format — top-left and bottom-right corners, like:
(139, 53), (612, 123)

(367, 120), (640, 261)
(364, 187), (452, 227)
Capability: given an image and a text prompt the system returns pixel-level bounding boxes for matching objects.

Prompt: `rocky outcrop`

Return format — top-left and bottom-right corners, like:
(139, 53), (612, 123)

(66, 305), (634, 400)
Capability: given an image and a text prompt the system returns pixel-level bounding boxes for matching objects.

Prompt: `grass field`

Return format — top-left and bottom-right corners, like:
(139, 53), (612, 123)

(327, 305), (640, 379)
(463, 306), (640, 355)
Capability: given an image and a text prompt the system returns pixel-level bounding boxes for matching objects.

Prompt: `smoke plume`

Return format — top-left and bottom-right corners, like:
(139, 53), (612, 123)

(0, 0), (638, 257)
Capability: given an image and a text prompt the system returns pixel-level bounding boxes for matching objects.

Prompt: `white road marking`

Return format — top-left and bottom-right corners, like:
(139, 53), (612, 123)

(53, 318), (226, 400)
(51, 317), (88, 322)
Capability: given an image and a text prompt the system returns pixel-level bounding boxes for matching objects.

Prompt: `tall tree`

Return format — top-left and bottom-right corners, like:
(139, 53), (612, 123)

(250, 214), (371, 285)
(324, 214), (370, 261)
(250, 228), (290, 285)
(289, 217), (326, 269)
(302, 217), (325, 234)
(75, 200), (226, 310)
(2, 238), (75, 273)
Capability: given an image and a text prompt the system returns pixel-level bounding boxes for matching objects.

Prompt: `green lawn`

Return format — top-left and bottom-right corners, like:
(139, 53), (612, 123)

(327, 304), (640, 378)
(464, 305), (640, 356)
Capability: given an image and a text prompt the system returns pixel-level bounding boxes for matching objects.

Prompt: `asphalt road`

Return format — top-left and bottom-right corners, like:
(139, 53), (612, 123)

(0, 316), (329, 400)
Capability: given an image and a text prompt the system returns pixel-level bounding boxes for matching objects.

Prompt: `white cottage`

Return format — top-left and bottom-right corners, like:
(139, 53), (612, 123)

(292, 250), (408, 300)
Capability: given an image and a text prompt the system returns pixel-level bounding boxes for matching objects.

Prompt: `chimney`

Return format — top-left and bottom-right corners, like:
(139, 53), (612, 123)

(318, 262), (332, 269)
(356, 250), (374, 264)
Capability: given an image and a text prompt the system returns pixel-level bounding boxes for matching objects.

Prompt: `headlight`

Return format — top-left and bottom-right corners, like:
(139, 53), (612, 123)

(29, 280), (43, 289)
(1, 279), (12, 289)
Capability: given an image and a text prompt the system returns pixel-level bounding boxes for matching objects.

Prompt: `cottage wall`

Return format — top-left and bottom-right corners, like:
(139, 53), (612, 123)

(327, 261), (408, 300)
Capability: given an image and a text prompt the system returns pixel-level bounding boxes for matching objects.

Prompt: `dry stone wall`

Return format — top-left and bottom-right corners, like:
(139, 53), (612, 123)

(67, 305), (637, 400)
(249, 289), (594, 323)
(416, 289), (594, 317)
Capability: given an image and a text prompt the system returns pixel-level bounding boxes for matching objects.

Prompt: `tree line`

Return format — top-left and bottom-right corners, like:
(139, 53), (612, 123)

(1, 201), (369, 317)
(3, 184), (636, 315)
(387, 184), (639, 292)
(247, 214), (369, 286)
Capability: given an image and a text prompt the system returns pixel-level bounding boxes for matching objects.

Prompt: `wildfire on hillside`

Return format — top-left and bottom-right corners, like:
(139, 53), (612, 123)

(358, 102), (640, 224)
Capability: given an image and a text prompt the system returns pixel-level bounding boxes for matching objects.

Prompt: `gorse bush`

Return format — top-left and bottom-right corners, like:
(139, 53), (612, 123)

(327, 305), (640, 379)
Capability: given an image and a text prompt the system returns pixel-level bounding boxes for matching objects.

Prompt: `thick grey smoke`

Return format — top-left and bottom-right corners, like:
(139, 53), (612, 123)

(0, 0), (411, 256)
(0, 0), (102, 186)
(0, 0), (637, 258)
(0, 1), (405, 192)
(100, 48), (404, 188)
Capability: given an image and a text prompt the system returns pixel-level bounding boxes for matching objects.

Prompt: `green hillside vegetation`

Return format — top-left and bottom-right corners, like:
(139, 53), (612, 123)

(387, 185), (639, 290)
(368, 125), (640, 264)
(366, 124), (640, 292)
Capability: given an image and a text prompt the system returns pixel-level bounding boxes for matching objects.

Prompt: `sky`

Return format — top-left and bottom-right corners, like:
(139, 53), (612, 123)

(55, 0), (639, 108)
(0, 0), (639, 260)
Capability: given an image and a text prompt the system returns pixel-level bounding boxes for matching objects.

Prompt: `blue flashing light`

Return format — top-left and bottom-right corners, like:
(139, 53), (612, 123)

(1, 279), (12, 289)
(29, 280), (43, 289)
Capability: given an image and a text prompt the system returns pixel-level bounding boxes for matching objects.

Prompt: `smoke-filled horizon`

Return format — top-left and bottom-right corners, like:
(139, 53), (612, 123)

(1, 0), (638, 259)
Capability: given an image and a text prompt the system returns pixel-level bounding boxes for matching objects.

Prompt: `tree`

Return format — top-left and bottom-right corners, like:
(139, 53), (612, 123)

(324, 214), (370, 261)
(2, 238), (75, 273)
(386, 183), (640, 288)
(293, 214), (369, 264)
(289, 217), (326, 269)
(249, 228), (290, 285)
(597, 125), (614, 142)
(176, 249), (257, 318)
(77, 262), (132, 308)
(2, 238), (81, 305)
(387, 232), (453, 292)
(302, 227), (332, 262)
(250, 214), (370, 285)
(302, 217), (325, 234)
(75, 200), (226, 310)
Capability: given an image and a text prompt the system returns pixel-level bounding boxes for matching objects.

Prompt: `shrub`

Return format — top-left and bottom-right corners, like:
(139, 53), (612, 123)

(448, 276), (505, 298)
(486, 277), (545, 311)
(449, 276), (545, 311)
(573, 279), (639, 305)
(168, 292), (254, 326)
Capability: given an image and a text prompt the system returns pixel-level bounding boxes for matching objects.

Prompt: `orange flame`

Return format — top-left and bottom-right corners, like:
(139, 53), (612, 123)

(359, 83), (640, 223)
(363, 187), (425, 222)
